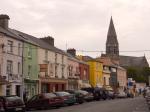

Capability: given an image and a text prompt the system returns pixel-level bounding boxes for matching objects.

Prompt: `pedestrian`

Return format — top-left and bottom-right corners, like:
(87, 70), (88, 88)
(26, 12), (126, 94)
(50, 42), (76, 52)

(23, 91), (28, 103)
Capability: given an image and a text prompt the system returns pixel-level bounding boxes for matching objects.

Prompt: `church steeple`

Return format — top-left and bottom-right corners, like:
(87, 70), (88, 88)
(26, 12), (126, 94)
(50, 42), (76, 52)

(106, 17), (119, 57)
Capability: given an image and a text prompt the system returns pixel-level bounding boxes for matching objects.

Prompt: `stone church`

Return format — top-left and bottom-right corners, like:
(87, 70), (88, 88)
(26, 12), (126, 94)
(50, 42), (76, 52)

(102, 17), (149, 68)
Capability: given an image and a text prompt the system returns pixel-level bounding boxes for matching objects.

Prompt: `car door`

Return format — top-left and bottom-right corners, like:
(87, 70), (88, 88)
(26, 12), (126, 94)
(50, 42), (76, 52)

(27, 95), (39, 109)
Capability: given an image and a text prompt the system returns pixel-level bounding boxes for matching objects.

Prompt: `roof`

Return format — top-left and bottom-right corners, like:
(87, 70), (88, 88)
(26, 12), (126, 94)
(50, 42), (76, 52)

(119, 55), (149, 68)
(9, 29), (67, 55)
(67, 53), (89, 65)
(0, 27), (23, 41)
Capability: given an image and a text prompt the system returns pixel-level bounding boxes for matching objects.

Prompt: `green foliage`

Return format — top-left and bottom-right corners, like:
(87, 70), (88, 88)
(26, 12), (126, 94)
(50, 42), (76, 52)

(126, 67), (150, 84)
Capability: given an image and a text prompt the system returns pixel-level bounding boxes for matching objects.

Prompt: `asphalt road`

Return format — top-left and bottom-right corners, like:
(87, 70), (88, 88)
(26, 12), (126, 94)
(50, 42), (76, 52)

(28, 96), (149, 112)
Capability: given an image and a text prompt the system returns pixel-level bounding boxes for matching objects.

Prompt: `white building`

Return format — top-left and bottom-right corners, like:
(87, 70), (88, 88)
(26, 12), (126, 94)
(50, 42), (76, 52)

(0, 15), (23, 97)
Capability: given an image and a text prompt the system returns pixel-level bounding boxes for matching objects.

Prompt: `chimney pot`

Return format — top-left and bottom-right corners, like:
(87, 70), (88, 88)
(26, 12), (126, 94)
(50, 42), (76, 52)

(0, 14), (10, 29)
(40, 36), (54, 46)
(67, 48), (76, 57)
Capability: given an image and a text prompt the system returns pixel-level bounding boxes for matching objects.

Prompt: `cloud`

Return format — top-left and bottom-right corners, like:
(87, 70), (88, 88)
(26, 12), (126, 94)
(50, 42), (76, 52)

(0, 0), (150, 59)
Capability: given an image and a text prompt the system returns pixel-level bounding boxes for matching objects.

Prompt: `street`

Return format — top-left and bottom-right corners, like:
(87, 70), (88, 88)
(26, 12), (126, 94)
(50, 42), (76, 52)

(28, 96), (149, 112)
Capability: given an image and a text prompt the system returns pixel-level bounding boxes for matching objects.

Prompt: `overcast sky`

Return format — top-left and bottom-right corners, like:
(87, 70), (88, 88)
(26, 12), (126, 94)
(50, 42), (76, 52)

(1, 0), (150, 60)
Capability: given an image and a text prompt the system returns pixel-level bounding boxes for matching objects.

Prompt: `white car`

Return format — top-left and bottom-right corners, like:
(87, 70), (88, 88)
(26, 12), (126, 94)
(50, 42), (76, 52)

(116, 91), (127, 98)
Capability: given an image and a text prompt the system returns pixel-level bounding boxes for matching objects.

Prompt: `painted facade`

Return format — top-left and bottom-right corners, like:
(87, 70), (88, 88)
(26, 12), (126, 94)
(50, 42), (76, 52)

(79, 62), (90, 88)
(88, 60), (103, 87)
(23, 42), (39, 98)
(38, 37), (68, 93)
(67, 55), (80, 90)
(117, 66), (127, 91)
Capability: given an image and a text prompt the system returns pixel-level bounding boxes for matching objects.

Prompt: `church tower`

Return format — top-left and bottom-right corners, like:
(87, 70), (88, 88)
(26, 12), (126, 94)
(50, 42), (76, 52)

(106, 17), (119, 58)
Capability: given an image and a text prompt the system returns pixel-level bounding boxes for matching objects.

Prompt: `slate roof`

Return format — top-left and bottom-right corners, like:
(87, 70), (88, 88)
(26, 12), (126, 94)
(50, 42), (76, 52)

(0, 25), (67, 56)
(0, 27), (23, 41)
(67, 53), (89, 65)
(9, 29), (67, 55)
(119, 55), (149, 68)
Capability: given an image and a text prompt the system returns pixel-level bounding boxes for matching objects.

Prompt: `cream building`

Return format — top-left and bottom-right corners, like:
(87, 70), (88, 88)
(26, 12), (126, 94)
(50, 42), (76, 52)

(0, 15), (23, 97)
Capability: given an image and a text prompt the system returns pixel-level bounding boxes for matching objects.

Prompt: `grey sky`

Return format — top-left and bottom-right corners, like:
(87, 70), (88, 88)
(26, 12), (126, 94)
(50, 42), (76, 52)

(0, 0), (150, 60)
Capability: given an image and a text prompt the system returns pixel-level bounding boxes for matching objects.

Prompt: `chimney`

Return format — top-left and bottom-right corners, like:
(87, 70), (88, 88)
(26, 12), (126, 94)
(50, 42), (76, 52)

(0, 14), (10, 29)
(40, 36), (54, 46)
(67, 48), (76, 57)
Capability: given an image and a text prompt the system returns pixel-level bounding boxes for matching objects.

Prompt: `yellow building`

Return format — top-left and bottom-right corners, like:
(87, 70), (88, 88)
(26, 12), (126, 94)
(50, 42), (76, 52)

(87, 60), (103, 87)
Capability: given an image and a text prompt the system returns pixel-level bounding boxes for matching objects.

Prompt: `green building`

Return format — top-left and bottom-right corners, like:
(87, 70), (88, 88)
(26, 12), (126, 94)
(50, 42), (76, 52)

(23, 42), (39, 98)
(11, 30), (39, 98)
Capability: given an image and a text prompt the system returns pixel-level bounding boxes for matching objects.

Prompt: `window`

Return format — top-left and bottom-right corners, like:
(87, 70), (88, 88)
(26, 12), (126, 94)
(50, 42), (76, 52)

(55, 53), (57, 63)
(28, 46), (32, 57)
(55, 65), (57, 77)
(6, 85), (11, 96)
(7, 60), (13, 74)
(62, 66), (64, 77)
(28, 65), (32, 77)
(18, 43), (21, 56)
(7, 40), (13, 53)
(45, 50), (48, 61)
(18, 62), (20, 74)
(62, 55), (64, 64)
(83, 69), (87, 80)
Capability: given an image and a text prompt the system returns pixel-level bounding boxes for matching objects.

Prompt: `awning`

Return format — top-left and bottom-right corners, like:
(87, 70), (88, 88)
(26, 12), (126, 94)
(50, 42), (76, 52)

(81, 83), (91, 88)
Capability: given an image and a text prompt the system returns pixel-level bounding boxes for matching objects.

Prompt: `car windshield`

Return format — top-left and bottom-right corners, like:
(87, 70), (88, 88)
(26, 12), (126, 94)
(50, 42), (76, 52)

(44, 93), (57, 98)
(6, 96), (21, 101)
(55, 92), (70, 96)
(76, 90), (88, 95)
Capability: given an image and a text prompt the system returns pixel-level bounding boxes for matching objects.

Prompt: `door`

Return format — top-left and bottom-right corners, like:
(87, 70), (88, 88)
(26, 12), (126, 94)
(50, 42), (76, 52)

(16, 85), (21, 97)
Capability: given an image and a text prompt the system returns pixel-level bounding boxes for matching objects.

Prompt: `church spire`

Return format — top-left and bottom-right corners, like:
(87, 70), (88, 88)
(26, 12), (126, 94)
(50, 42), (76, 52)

(106, 16), (118, 44)
(106, 17), (119, 57)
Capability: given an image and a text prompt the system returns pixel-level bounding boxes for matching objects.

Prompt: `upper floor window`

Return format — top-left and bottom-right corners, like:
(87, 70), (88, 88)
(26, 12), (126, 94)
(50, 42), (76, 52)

(62, 55), (64, 64)
(7, 40), (13, 53)
(18, 43), (21, 56)
(55, 53), (57, 63)
(45, 50), (48, 61)
(7, 60), (13, 74)
(18, 62), (21, 74)
(28, 46), (32, 57)
(28, 65), (32, 76)
(83, 69), (87, 80)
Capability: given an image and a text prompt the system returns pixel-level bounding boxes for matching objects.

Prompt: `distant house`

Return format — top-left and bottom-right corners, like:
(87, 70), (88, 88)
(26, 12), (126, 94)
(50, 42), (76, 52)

(67, 49), (90, 89)
(81, 56), (103, 88)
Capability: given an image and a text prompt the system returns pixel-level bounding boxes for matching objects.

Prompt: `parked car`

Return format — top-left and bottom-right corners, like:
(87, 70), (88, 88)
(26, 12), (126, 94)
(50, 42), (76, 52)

(81, 87), (107, 100)
(65, 90), (84, 104)
(54, 92), (76, 106)
(106, 90), (115, 99)
(0, 99), (4, 112)
(0, 95), (25, 112)
(116, 91), (127, 98)
(26, 93), (63, 110)
(76, 90), (94, 102)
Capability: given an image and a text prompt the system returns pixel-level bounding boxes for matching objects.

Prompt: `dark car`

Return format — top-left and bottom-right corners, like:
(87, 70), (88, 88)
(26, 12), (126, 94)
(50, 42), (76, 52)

(0, 99), (4, 112)
(54, 92), (76, 106)
(82, 87), (107, 100)
(26, 93), (63, 110)
(106, 90), (115, 99)
(65, 90), (84, 104)
(76, 90), (94, 102)
(0, 95), (25, 112)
